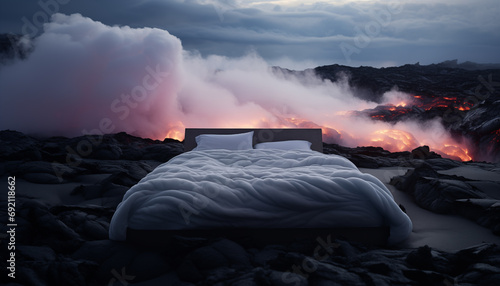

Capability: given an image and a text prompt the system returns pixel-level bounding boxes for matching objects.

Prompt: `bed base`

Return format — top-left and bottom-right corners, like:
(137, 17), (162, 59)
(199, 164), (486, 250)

(126, 227), (389, 248)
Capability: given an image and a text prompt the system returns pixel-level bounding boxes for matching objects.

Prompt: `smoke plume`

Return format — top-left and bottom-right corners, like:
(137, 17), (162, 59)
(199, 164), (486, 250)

(0, 13), (467, 159)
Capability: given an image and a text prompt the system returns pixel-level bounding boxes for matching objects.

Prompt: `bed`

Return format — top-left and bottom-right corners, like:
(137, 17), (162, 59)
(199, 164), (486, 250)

(109, 128), (412, 246)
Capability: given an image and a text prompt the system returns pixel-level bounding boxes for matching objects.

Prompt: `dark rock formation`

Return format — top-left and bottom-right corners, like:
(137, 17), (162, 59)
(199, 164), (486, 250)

(391, 163), (500, 235)
(1, 130), (500, 285)
(274, 61), (500, 162)
(323, 143), (447, 169)
(456, 99), (500, 162)
(312, 61), (500, 104)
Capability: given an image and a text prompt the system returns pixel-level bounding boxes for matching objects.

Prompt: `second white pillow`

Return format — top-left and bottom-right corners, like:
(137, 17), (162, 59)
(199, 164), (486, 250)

(254, 140), (312, 151)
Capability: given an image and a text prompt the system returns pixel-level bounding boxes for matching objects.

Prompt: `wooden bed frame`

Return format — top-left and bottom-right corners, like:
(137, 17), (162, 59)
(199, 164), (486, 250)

(126, 128), (390, 247)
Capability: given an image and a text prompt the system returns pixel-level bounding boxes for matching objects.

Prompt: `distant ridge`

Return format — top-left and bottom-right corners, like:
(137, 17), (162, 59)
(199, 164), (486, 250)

(430, 59), (500, 71)
(310, 59), (500, 72)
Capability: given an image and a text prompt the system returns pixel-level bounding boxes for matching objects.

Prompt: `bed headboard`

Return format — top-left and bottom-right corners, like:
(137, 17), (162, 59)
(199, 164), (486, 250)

(184, 128), (323, 152)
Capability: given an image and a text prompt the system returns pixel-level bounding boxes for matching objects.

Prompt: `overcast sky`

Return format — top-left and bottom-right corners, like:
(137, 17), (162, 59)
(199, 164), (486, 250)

(1, 0), (499, 69)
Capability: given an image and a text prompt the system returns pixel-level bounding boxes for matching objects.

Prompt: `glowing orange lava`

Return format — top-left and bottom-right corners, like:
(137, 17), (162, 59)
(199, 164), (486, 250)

(165, 122), (185, 141)
(396, 101), (407, 107)
(369, 129), (419, 152)
(163, 96), (475, 161)
(366, 130), (472, 161)
(441, 144), (472, 161)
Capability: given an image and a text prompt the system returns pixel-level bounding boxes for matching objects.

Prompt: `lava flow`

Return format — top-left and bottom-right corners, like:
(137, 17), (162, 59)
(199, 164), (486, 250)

(367, 129), (471, 161)
(441, 144), (472, 161)
(368, 129), (419, 152)
(165, 112), (473, 161)
(339, 94), (475, 161)
(356, 94), (474, 123)
(164, 122), (186, 141)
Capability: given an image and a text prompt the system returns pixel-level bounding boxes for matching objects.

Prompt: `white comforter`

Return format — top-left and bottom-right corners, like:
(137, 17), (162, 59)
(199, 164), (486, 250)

(109, 149), (412, 244)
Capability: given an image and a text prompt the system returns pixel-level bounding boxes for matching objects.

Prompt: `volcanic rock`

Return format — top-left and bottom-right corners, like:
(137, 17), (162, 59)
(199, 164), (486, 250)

(391, 163), (500, 234)
(23, 172), (64, 184)
(2, 130), (500, 285)
(457, 100), (500, 162)
(0, 130), (41, 161)
(411, 145), (441, 160)
(304, 62), (500, 163)
(177, 239), (252, 282)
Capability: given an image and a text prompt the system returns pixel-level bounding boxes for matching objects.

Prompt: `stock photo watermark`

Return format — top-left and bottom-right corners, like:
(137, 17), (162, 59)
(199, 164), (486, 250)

(178, 189), (220, 225)
(3, 0), (70, 61)
(443, 276), (460, 286)
(108, 267), (136, 286)
(5, 176), (17, 279)
(281, 234), (340, 285)
(339, 2), (404, 64)
(443, 73), (499, 125)
(178, 185), (255, 225)
(21, 0), (70, 37)
(205, 0), (236, 22)
(2, 1), (71, 281)
(381, 72), (499, 182)
(51, 62), (172, 181)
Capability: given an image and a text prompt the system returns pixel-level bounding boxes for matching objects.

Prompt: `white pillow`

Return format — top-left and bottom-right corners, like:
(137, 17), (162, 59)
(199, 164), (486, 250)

(254, 140), (312, 151)
(193, 131), (254, 151)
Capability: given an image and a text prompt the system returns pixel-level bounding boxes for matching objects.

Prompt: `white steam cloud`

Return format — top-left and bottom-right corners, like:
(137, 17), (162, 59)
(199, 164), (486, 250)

(0, 13), (467, 159)
(0, 13), (183, 139)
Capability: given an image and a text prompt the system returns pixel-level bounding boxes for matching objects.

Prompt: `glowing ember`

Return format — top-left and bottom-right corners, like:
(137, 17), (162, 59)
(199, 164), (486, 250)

(492, 129), (500, 144)
(165, 122), (185, 141)
(396, 101), (407, 107)
(441, 144), (472, 161)
(280, 117), (342, 143)
(404, 94), (474, 113)
(365, 105), (412, 121)
(164, 93), (476, 162)
(369, 129), (419, 152)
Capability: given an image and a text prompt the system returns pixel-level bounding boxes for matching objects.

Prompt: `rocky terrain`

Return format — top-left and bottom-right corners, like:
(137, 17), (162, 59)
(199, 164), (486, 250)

(1, 130), (500, 285)
(1, 33), (500, 285)
(274, 60), (500, 163)
(317, 61), (500, 163)
(324, 143), (500, 237)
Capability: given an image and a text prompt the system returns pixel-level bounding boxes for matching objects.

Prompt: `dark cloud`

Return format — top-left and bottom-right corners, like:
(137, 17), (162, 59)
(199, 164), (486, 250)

(0, 0), (499, 68)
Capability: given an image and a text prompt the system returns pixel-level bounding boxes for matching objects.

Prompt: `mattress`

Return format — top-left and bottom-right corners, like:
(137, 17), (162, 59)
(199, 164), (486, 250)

(109, 149), (412, 244)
